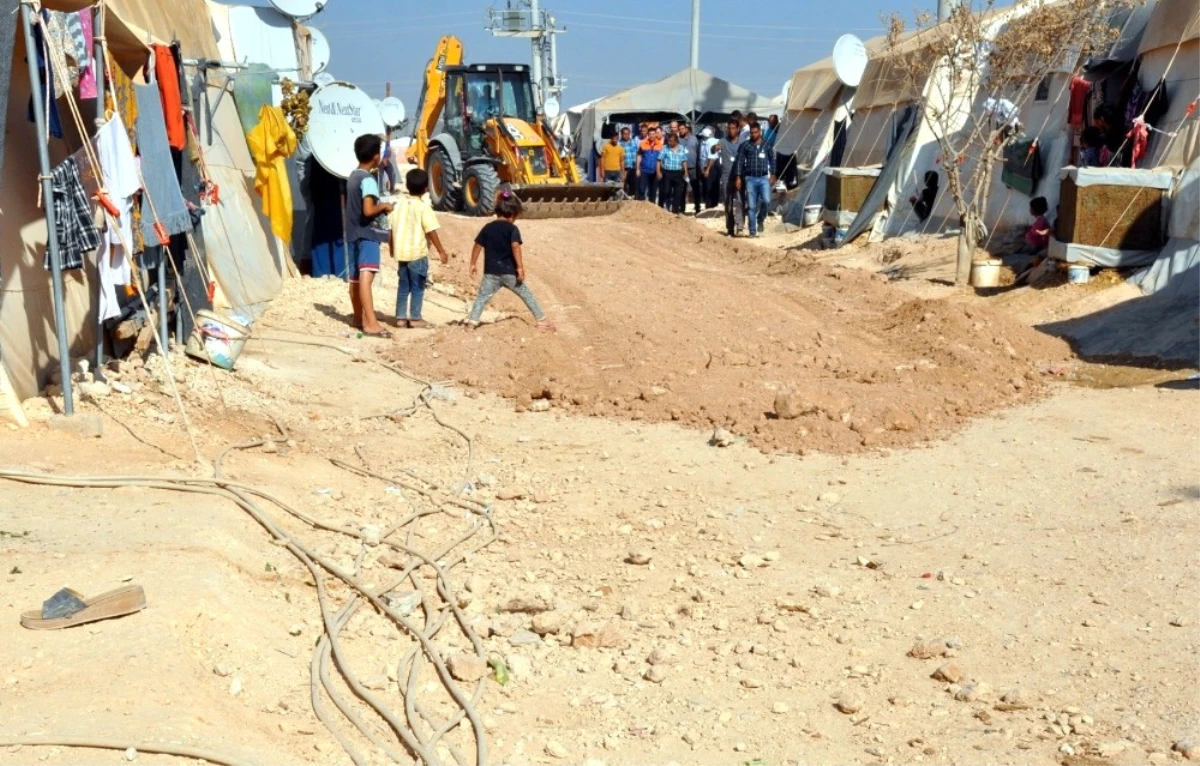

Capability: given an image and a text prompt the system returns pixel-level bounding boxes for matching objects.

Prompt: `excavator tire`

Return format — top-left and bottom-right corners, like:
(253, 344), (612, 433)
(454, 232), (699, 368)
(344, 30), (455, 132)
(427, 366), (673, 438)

(461, 164), (500, 217)
(427, 146), (461, 213)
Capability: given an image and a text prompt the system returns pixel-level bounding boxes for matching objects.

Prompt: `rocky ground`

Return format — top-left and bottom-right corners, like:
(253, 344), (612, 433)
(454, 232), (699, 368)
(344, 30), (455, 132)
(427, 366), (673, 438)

(0, 209), (1196, 766)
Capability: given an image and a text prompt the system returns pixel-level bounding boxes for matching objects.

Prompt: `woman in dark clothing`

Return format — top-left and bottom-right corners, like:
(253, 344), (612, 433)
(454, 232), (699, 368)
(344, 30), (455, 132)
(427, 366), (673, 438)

(910, 171), (939, 222)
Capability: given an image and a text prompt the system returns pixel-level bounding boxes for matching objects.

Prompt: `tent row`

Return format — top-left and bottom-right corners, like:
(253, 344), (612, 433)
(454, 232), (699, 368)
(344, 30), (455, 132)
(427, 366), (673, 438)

(774, 0), (1197, 295)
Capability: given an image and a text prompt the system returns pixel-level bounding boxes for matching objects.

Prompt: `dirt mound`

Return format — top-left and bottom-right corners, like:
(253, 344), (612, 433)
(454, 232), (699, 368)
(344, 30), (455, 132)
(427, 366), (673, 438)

(398, 213), (1072, 454)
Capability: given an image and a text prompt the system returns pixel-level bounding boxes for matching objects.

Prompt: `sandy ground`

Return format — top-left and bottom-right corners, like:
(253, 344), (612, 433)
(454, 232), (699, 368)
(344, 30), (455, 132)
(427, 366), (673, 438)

(0, 210), (1197, 766)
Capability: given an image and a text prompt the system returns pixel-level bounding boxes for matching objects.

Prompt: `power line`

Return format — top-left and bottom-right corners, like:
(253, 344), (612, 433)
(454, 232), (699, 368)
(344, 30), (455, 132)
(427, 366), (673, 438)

(565, 21), (831, 43)
(555, 9), (882, 32)
(316, 11), (483, 29)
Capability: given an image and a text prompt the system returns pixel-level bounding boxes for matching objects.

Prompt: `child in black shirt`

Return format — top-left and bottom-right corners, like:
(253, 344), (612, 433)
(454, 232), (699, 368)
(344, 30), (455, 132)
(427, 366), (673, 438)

(466, 190), (554, 331)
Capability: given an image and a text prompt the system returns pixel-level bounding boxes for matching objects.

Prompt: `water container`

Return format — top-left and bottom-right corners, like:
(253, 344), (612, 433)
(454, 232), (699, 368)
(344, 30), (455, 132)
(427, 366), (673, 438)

(1067, 264), (1091, 284)
(185, 310), (250, 371)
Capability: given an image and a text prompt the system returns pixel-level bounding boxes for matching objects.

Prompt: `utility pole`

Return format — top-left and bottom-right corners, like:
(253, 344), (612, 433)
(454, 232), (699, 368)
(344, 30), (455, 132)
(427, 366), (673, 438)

(487, 1), (567, 108)
(690, 0), (700, 69)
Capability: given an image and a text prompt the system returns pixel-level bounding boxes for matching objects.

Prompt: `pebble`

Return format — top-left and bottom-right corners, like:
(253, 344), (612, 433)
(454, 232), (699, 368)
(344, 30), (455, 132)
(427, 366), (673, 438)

(819, 492), (842, 505)
(507, 655), (533, 680)
(572, 621), (625, 649)
(644, 666), (668, 684)
(1170, 617), (1190, 627)
(814, 584), (840, 599)
(509, 631), (543, 647)
(1175, 740), (1200, 761)
(908, 639), (949, 659)
(289, 623), (304, 636)
(545, 741), (569, 759)
(465, 576), (489, 594)
(835, 691), (864, 714)
(496, 488), (526, 501)
(932, 661), (964, 684)
(954, 682), (990, 702)
(741, 677), (764, 689)
(362, 676), (389, 691)
(229, 677), (243, 696)
(448, 654), (488, 683)
(710, 428), (735, 448)
(739, 553), (766, 569)
(774, 391), (817, 420)
(626, 550), (652, 566)
(124, 748), (137, 762)
(532, 611), (568, 636)
(910, 600), (924, 611)
(772, 701), (790, 714)
(361, 525), (382, 546)
(213, 662), (233, 678)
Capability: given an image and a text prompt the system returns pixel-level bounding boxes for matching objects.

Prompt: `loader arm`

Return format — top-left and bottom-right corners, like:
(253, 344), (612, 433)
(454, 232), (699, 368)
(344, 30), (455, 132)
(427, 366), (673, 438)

(407, 35), (464, 168)
(529, 118), (581, 183)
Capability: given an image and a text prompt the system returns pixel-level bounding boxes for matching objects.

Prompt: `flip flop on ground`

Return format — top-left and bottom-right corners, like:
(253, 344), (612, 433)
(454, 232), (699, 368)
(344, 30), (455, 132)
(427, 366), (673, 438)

(21, 585), (146, 630)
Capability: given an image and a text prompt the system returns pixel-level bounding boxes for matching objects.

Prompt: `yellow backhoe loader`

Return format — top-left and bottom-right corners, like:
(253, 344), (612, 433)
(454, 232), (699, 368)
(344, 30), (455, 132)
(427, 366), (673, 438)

(406, 35), (623, 219)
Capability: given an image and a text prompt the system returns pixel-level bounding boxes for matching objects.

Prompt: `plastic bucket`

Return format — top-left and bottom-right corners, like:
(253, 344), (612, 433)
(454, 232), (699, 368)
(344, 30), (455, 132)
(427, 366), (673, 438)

(802, 204), (822, 227)
(1067, 264), (1090, 284)
(970, 259), (1003, 288)
(185, 310), (250, 370)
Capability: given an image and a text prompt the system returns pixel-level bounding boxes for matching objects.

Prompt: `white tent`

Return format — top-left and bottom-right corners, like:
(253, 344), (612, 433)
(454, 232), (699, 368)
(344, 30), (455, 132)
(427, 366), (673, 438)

(575, 67), (779, 158)
(1135, 0), (1200, 168)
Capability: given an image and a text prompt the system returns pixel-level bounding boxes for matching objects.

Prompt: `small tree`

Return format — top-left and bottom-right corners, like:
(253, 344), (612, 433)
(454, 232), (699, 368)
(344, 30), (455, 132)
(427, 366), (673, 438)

(885, 0), (1131, 284)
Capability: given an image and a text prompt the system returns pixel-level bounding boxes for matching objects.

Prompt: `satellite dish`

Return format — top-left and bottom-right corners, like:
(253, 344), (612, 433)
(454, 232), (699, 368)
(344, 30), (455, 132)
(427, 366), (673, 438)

(313, 72), (335, 87)
(832, 34), (868, 87)
(543, 96), (561, 120)
(270, 0), (326, 20)
(378, 97), (406, 128)
(307, 82), (387, 178)
(308, 26), (330, 74)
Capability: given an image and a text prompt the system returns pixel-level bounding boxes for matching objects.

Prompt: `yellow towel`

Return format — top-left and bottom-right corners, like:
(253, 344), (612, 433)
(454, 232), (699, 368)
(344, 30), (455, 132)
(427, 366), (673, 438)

(246, 105), (298, 244)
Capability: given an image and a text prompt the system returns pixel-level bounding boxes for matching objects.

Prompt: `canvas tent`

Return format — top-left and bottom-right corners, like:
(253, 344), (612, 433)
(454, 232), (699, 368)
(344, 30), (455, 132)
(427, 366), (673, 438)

(575, 67), (779, 159)
(1135, 0), (1200, 168)
(0, 0), (297, 400)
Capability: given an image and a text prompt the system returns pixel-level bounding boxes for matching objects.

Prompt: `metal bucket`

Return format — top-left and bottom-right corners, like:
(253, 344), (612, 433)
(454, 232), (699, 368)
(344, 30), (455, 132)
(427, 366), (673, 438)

(185, 310), (250, 371)
(1067, 264), (1091, 284)
(970, 260), (1003, 288)
(802, 205), (822, 227)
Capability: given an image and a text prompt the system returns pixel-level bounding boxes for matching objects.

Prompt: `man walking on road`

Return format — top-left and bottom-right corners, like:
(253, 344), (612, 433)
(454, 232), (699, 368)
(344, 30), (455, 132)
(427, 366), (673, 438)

(735, 121), (776, 238)
(716, 118), (746, 236)
(619, 126), (639, 198)
(677, 122), (702, 215)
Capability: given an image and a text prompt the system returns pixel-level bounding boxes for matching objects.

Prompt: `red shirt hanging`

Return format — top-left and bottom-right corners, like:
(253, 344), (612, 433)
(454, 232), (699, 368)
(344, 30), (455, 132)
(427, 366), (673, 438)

(152, 44), (186, 151)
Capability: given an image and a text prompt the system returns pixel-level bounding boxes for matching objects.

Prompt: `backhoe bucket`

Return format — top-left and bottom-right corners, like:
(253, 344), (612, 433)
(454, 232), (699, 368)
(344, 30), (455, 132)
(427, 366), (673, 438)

(512, 184), (625, 219)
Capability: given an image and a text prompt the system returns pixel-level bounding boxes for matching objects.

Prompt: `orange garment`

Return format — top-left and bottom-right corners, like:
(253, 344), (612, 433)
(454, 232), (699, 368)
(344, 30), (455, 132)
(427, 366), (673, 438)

(640, 137), (664, 152)
(152, 44), (185, 150)
(600, 141), (625, 172)
(247, 105), (298, 243)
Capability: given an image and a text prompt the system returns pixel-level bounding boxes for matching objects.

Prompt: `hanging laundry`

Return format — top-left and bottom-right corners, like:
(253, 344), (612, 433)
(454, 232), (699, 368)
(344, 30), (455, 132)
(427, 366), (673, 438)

(151, 44), (185, 150)
(134, 83), (193, 241)
(1001, 139), (1043, 196)
(26, 10), (63, 140)
(106, 52), (138, 146)
(1142, 79), (1171, 128)
(94, 112), (142, 320)
(247, 105), (298, 243)
(0, 0), (19, 176)
(1124, 79), (1146, 130)
(1127, 116), (1149, 168)
(1068, 75), (1090, 128)
(44, 157), (101, 271)
(231, 63), (275, 138)
(43, 11), (77, 88)
(77, 10), (96, 100)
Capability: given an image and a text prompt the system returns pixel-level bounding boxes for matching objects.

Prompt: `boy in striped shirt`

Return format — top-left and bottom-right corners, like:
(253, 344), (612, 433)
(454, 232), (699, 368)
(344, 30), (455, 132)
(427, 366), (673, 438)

(389, 168), (450, 329)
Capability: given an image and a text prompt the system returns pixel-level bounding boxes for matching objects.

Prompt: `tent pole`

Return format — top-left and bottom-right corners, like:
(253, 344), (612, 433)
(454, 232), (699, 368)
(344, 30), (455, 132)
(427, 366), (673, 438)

(21, 1), (74, 415)
(157, 248), (167, 352)
(92, 5), (106, 380)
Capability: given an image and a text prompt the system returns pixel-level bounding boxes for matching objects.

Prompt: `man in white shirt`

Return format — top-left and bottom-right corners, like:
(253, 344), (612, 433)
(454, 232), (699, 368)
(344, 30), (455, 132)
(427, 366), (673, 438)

(699, 127), (722, 209)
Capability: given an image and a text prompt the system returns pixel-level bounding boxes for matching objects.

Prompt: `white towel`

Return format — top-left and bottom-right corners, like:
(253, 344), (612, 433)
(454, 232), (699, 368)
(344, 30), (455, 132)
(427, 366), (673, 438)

(94, 112), (142, 321)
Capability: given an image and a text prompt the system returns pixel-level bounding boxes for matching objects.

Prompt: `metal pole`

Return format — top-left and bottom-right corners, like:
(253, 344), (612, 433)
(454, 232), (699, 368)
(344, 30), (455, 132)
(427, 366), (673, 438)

(548, 21), (559, 102)
(21, 2), (74, 414)
(690, 0), (700, 69)
(157, 248), (167, 352)
(529, 0), (543, 104)
(92, 6), (106, 379)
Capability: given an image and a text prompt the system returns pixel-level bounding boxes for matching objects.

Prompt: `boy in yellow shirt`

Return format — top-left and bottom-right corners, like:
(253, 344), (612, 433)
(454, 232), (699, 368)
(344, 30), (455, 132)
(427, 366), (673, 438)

(599, 133), (625, 184)
(390, 168), (450, 328)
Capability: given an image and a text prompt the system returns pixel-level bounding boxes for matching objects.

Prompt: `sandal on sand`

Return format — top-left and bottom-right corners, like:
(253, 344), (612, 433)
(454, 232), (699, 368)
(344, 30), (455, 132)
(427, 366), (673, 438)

(361, 329), (393, 339)
(21, 585), (146, 630)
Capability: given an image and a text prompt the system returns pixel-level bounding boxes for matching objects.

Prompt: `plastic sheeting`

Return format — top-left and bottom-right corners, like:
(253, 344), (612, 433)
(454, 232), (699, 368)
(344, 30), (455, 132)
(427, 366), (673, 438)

(1048, 237), (1161, 268)
(1129, 237), (1200, 293)
(1060, 166), (1174, 188)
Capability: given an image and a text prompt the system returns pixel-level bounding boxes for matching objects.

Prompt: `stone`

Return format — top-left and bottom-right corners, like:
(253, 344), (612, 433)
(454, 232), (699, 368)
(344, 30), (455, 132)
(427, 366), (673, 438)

(496, 488), (526, 501)
(814, 584), (840, 599)
(647, 648), (670, 666)
(448, 654), (488, 683)
(835, 691), (864, 714)
(910, 600), (925, 611)
(545, 741), (569, 760)
(229, 677), (243, 696)
(507, 655), (533, 680)
(772, 702), (790, 715)
(288, 624), (304, 636)
(532, 611), (569, 636)
(123, 747), (137, 762)
(384, 591), (421, 616)
(710, 428), (736, 448)
(81, 382), (112, 400)
(739, 553), (766, 569)
(954, 682), (990, 702)
(361, 676), (389, 691)
(932, 661), (964, 684)
(644, 666), (667, 684)
(572, 621), (625, 650)
(774, 391), (816, 420)
(48, 413), (103, 439)
(1098, 741), (1130, 758)
(501, 597), (550, 614)
(464, 576), (489, 594)
(509, 630), (542, 647)
(1175, 740), (1200, 761)
(819, 491), (842, 505)
(741, 678), (764, 689)
(909, 639), (949, 660)
(361, 525), (382, 546)
(626, 550), (652, 566)
(213, 662), (233, 678)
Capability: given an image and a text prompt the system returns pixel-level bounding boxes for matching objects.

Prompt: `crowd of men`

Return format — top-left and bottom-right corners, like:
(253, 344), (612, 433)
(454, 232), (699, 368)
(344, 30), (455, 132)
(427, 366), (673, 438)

(597, 111), (786, 238)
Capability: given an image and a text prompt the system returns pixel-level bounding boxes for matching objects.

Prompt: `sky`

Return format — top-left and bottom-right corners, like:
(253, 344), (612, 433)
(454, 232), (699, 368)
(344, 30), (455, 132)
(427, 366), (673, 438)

(244, 0), (911, 116)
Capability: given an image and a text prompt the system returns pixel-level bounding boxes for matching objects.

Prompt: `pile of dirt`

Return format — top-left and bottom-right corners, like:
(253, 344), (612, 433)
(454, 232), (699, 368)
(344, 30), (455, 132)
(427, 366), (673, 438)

(395, 210), (1073, 454)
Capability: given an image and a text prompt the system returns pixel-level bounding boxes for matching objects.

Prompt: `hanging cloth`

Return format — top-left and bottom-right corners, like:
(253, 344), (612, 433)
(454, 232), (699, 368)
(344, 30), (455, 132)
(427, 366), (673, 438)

(134, 82), (193, 241)
(94, 112), (142, 320)
(77, 11), (96, 100)
(0, 0), (19, 176)
(231, 63), (275, 137)
(44, 156), (101, 271)
(247, 105), (298, 243)
(1127, 117), (1149, 168)
(106, 52), (138, 145)
(1143, 79), (1171, 128)
(151, 44), (185, 150)
(26, 10), (63, 140)
(1068, 76), (1090, 129)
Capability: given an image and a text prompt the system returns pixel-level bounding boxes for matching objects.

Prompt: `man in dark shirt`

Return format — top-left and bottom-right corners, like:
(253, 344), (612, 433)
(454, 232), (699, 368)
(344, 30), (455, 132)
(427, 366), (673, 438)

(678, 122), (703, 215)
(735, 122), (777, 238)
(715, 119), (746, 236)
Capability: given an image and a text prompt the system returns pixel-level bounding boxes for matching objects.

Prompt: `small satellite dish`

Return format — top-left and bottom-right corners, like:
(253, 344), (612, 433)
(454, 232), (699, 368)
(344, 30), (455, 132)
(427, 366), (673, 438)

(270, 0), (326, 20)
(313, 72), (336, 87)
(378, 97), (406, 128)
(832, 34), (868, 87)
(308, 26), (330, 74)
(543, 96), (561, 120)
(308, 81), (387, 178)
